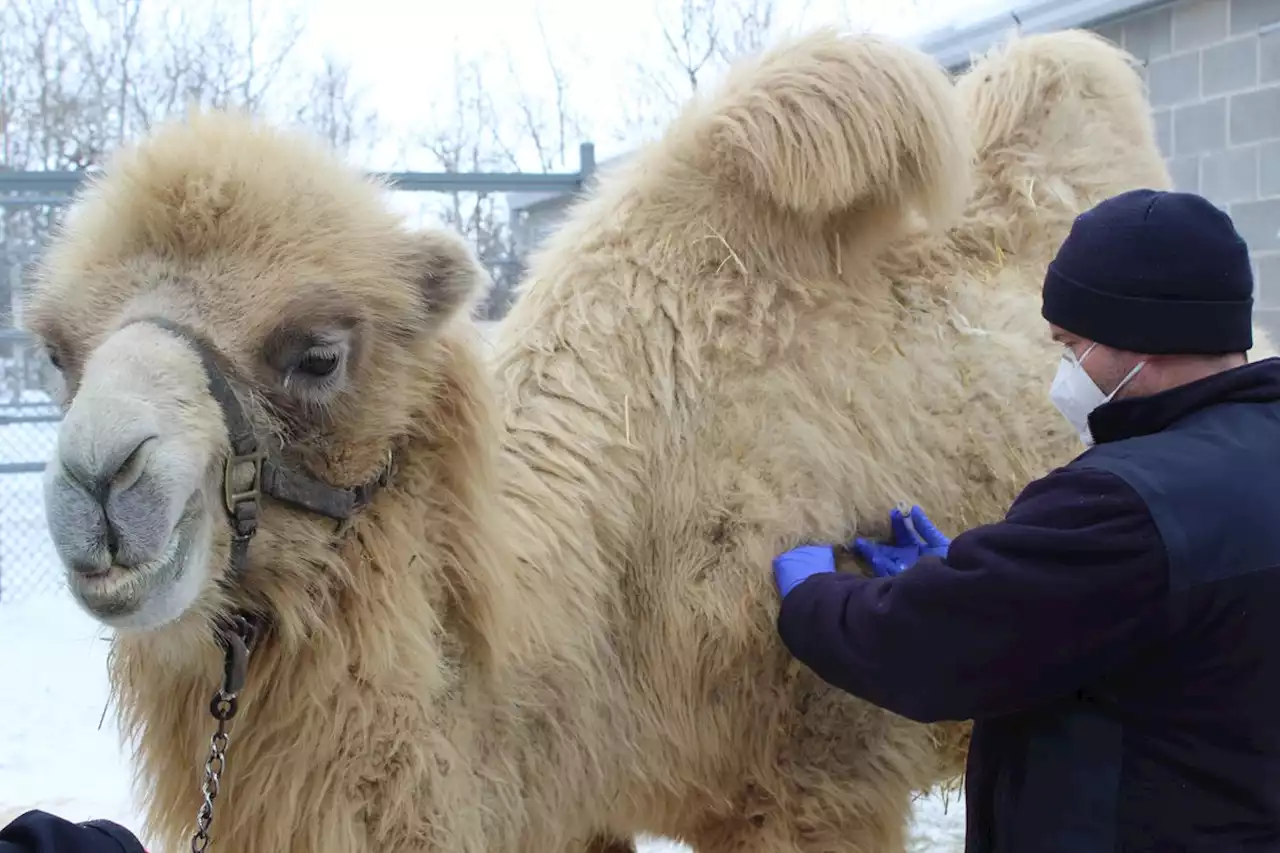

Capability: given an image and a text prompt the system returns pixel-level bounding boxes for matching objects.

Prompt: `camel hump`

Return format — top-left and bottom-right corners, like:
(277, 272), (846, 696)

(695, 27), (972, 227)
(957, 29), (1152, 159)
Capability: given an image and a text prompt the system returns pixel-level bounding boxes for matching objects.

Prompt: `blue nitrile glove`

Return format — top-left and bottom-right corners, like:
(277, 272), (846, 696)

(852, 505), (951, 578)
(772, 545), (835, 598)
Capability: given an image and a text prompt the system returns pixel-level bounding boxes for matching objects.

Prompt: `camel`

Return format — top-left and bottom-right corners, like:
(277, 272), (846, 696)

(24, 25), (1273, 853)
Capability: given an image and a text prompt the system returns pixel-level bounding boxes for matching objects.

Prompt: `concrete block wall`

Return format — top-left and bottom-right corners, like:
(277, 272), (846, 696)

(1093, 0), (1280, 341)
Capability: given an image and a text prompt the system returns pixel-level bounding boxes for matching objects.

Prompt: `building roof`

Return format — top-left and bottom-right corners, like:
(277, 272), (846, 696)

(507, 151), (630, 214)
(913, 0), (1173, 70)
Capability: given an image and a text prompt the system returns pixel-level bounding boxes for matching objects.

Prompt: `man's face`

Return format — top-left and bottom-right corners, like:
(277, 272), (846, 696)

(1048, 324), (1146, 400)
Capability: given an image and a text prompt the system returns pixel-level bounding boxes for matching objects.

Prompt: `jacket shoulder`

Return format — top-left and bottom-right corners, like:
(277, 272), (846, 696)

(1076, 403), (1280, 591)
(1005, 462), (1153, 531)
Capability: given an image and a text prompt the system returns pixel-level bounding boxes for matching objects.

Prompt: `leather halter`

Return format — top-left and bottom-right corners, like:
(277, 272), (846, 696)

(122, 315), (392, 585)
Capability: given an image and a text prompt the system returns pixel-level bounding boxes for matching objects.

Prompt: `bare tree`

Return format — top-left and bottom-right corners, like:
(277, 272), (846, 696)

(617, 0), (781, 144)
(0, 0), (379, 399)
(1, 0), (374, 167)
(488, 10), (586, 175)
(411, 18), (588, 320)
(409, 52), (506, 319)
(294, 54), (381, 160)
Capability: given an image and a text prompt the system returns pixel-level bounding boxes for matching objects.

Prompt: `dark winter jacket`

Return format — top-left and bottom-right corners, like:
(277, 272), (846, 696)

(778, 357), (1280, 852)
(0, 811), (144, 853)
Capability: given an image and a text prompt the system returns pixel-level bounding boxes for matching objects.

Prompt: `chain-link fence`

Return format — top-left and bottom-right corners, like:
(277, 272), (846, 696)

(0, 390), (63, 604)
(0, 149), (593, 604)
(0, 187), (66, 603)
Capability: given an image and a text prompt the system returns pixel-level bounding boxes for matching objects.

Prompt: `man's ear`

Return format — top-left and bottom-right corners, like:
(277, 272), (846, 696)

(406, 229), (491, 334)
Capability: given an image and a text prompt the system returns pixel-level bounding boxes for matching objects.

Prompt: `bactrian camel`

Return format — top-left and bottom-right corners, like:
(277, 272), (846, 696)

(27, 25), (1273, 853)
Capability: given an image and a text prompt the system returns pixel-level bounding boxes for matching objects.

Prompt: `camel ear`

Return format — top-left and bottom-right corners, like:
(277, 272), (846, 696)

(407, 229), (491, 332)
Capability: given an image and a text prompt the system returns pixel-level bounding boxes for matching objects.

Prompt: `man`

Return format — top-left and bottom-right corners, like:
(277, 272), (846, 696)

(772, 188), (1280, 852)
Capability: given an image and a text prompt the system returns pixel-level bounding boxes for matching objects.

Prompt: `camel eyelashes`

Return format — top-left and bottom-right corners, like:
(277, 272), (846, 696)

(296, 347), (341, 378)
(278, 340), (349, 406)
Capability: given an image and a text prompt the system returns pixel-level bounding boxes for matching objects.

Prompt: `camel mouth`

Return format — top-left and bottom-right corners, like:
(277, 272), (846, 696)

(68, 496), (204, 627)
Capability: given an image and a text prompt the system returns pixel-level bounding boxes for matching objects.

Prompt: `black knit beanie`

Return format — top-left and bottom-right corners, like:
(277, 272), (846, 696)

(1041, 188), (1254, 355)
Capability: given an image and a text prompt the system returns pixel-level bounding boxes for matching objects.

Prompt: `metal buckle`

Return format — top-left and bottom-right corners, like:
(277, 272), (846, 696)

(223, 448), (267, 516)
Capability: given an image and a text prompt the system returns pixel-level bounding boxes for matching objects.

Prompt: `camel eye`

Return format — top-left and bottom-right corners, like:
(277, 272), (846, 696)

(279, 338), (350, 407)
(263, 319), (356, 410)
(297, 347), (340, 378)
(45, 345), (64, 372)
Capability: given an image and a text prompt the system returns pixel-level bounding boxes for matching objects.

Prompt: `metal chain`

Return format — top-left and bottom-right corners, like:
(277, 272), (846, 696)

(190, 693), (237, 852)
(188, 615), (256, 853)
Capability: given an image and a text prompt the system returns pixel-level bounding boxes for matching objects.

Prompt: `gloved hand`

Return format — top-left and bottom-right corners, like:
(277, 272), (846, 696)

(772, 545), (836, 598)
(771, 505), (951, 597)
(853, 505), (950, 578)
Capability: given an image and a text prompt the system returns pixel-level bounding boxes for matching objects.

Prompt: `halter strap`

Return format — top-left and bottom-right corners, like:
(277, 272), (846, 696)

(121, 315), (393, 580)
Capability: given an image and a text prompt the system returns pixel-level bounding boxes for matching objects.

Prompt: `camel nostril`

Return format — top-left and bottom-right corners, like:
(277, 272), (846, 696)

(110, 435), (158, 496)
(105, 523), (120, 562)
(62, 434), (158, 502)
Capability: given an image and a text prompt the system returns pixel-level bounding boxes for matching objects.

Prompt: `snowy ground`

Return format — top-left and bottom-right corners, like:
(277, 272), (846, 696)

(0, 370), (965, 851)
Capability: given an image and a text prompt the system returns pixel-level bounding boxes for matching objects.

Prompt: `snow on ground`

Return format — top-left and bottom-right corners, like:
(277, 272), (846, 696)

(0, 374), (965, 851)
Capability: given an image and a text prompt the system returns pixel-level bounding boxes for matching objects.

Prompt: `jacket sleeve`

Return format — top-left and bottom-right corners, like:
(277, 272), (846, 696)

(0, 811), (146, 853)
(776, 466), (1170, 723)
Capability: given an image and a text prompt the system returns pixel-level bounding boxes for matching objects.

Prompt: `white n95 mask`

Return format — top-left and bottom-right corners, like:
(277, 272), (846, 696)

(1049, 343), (1145, 447)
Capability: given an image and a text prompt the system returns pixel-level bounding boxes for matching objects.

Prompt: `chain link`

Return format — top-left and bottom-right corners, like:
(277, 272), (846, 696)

(190, 693), (237, 852)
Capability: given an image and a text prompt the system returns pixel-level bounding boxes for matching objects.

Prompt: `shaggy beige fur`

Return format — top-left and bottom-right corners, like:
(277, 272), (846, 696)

(22, 25), (1273, 853)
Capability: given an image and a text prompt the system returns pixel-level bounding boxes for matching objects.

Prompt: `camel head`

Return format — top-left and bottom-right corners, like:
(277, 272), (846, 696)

(24, 110), (487, 632)
(956, 29), (1171, 203)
